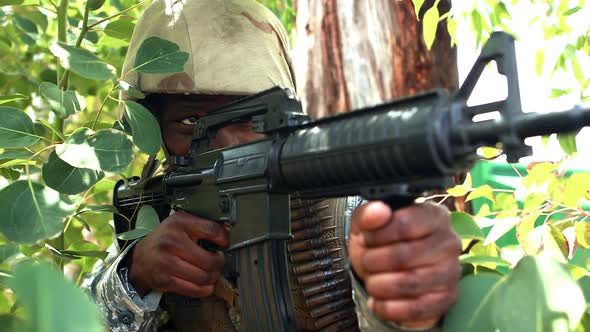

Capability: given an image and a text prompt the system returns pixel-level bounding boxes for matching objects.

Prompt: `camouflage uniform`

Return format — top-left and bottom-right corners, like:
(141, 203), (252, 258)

(85, 1), (441, 331)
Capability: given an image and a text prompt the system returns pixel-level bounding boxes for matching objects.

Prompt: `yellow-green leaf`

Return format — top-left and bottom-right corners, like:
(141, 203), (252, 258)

(447, 184), (469, 197)
(575, 221), (590, 248)
(422, 6), (440, 50)
(466, 185), (494, 202)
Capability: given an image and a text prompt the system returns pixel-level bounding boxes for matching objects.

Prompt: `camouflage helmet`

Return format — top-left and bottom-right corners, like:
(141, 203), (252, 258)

(121, 0), (296, 100)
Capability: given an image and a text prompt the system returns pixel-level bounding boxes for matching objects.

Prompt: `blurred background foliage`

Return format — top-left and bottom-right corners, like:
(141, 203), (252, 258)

(0, 0), (588, 331)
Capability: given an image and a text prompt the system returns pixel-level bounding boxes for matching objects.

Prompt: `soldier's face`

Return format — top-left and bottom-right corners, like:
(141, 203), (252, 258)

(157, 94), (265, 156)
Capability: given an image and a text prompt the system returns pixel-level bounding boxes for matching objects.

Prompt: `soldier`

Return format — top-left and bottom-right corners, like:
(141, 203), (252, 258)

(86, 0), (462, 331)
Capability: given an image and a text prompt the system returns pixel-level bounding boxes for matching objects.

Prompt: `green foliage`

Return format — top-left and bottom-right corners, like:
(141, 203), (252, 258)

(0, 0), (187, 328)
(445, 257), (586, 331)
(9, 261), (103, 332)
(0, 0), (587, 331)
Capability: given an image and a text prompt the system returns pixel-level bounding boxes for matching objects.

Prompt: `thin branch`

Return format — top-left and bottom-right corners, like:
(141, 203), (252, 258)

(87, 0), (152, 30)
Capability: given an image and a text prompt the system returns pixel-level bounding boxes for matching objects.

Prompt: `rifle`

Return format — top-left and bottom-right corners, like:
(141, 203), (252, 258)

(113, 32), (590, 331)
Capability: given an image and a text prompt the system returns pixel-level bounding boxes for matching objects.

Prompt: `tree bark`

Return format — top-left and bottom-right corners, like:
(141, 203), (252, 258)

(293, 0), (457, 118)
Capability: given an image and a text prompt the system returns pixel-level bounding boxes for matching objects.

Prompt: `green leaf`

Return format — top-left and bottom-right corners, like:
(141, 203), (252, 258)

(451, 211), (485, 240)
(516, 212), (540, 247)
(0, 244), (18, 264)
(0, 181), (75, 245)
(535, 48), (545, 76)
(551, 88), (571, 98)
(87, 0), (105, 11)
(494, 256), (586, 331)
(39, 82), (86, 118)
(522, 224), (569, 262)
(49, 42), (115, 81)
(0, 168), (21, 181)
(0, 107), (40, 148)
(575, 221), (590, 248)
(123, 101), (162, 155)
(447, 184), (469, 197)
(480, 146), (502, 159)
(61, 249), (108, 260)
(411, 0), (425, 19)
(466, 185), (494, 202)
(132, 36), (189, 74)
(444, 273), (503, 331)
(104, 18), (135, 42)
(0, 0), (24, 5)
(56, 128), (134, 173)
(460, 254), (511, 267)
(558, 131), (579, 156)
(8, 261), (103, 332)
(36, 119), (67, 142)
(117, 205), (160, 240)
(0, 149), (33, 160)
(422, 5), (439, 50)
(42, 151), (104, 195)
(0, 94), (28, 105)
(578, 276), (590, 306)
(484, 217), (519, 246)
(118, 81), (145, 99)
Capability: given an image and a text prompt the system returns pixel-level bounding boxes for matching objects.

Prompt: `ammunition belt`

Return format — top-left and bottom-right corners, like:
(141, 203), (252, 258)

(287, 197), (360, 332)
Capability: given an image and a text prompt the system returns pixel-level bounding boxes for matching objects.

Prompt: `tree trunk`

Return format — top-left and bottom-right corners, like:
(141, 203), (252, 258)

(292, 0), (468, 213)
(292, 0), (457, 117)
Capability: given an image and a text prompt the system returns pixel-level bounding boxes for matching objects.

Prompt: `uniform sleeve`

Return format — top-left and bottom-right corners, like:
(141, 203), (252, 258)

(83, 240), (165, 332)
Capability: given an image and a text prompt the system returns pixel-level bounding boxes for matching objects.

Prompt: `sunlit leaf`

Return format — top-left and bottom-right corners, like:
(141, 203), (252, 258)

(9, 261), (103, 332)
(460, 254), (511, 268)
(49, 42), (115, 81)
(522, 224), (569, 262)
(0, 107), (40, 148)
(0, 181), (75, 245)
(42, 151), (104, 195)
(484, 217), (519, 246)
(516, 212), (540, 247)
(132, 37), (189, 74)
(56, 128), (134, 173)
(494, 256), (586, 331)
(39, 82), (86, 118)
(444, 273), (502, 331)
(118, 81), (145, 99)
(447, 185), (469, 197)
(411, 0), (425, 19)
(104, 18), (135, 42)
(117, 205), (160, 240)
(0, 0), (24, 4)
(123, 101), (162, 155)
(480, 146), (502, 159)
(422, 5), (439, 50)
(0, 94), (28, 105)
(558, 131), (579, 156)
(466, 185), (494, 202)
(451, 212), (485, 241)
(575, 221), (590, 248)
(535, 49), (545, 76)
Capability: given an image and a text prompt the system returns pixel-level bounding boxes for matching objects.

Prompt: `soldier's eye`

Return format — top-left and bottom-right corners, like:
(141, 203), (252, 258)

(181, 117), (199, 125)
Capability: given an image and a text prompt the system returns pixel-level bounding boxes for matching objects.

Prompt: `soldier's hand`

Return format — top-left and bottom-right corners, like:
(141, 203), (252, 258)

(128, 211), (229, 298)
(348, 201), (461, 327)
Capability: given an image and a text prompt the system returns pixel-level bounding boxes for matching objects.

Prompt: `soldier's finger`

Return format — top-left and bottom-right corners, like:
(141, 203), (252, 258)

(166, 276), (215, 298)
(367, 288), (458, 322)
(167, 255), (220, 286)
(350, 201), (392, 235)
(173, 211), (230, 248)
(360, 230), (461, 273)
(156, 232), (225, 272)
(363, 203), (448, 247)
(365, 257), (461, 299)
